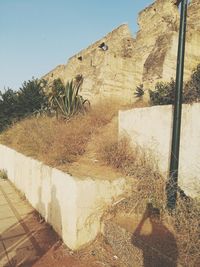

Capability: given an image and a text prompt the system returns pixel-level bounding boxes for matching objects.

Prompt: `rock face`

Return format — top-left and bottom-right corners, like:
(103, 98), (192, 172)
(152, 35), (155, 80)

(43, 0), (200, 103)
(44, 24), (136, 103)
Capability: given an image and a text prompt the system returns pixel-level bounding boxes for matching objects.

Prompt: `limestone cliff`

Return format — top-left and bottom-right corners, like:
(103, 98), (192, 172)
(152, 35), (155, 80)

(43, 24), (136, 103)
(43, 0), (200, 103)
(133, 0), (179, 87)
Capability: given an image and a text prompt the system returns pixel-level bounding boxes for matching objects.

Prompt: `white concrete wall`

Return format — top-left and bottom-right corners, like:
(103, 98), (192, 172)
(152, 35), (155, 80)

(0, 145), (130, 250)
(119, 103), (200, 198)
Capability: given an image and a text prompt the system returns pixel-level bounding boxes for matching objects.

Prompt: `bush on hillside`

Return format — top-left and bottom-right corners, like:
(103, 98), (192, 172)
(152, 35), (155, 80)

(184, 64), (200, 103)
(149, 64), (200, 106)
(0, 76), (90, 131)
(0, 89), (18, 130)
(149, 79), (175, 105)
(17, 78), (48, 116)
(0, 78), (48, 131)
(48, 78), (90, 119)
(134, 84), (145, 99)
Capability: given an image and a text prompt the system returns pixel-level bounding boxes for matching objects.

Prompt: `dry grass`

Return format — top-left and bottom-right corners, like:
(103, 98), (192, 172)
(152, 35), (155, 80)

(97, 136), (160, 180)
(98, 136), (200, 266)
(0, 100), (124, 168)
(97, 136), (166, 214)
(168, 197), (200, 266)
(1, 98), (199, 265)
(0, 169), (7, 180)
(134, 172), (198, 265)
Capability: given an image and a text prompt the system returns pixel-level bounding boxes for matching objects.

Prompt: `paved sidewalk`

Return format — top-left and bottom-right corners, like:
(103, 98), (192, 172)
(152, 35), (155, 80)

(0, 179), (39, 266)
(0, 179), (123, 267)
(0, 179), (62, 267)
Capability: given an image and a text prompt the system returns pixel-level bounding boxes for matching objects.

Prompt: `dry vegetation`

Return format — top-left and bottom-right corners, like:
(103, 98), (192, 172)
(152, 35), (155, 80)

(97, 137), (160, 180)
(0, 100), (126, 168)
(99, 136), (200, 266)
(0, 99), (199, 266)
(0, 169), (7, 180)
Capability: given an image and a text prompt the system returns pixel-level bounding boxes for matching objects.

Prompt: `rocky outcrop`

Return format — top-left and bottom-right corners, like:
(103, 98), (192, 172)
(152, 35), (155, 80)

(43, 0), (200, 103)
(133, 0), (179, 88)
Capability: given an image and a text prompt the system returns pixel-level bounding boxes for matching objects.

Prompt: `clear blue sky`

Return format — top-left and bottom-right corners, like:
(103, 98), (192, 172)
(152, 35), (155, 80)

(0, 0), (154, 90)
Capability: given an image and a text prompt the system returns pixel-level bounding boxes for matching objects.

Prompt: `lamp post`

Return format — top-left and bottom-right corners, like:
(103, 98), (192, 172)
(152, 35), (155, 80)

(166, 0), (188, 211)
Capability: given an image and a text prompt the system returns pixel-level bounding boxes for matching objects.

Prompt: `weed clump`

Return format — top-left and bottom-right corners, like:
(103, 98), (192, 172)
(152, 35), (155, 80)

(98, 136), (159, 180)
(0, 169), (7, 180)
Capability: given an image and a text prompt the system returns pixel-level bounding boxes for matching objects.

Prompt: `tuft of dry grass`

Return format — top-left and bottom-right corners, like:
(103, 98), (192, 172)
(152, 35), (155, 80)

(97, 136), (160, 180)
(0, 169), (7, 180)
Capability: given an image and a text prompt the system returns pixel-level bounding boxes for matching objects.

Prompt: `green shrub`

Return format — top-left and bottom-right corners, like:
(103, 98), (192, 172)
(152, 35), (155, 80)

(17, 78), (48, 116)
(149, 64), (200, 106)
(0, 89), (18, 130)
(134, 84), (145, 99)
(48, 78), (89, 119)
(184, 64), (200, 103)
(0, 78), (48, 131)
(149, 79), (175, 105)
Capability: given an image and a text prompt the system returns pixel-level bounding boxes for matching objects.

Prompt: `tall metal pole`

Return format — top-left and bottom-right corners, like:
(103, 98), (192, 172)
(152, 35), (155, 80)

(166, 0), (188, 211)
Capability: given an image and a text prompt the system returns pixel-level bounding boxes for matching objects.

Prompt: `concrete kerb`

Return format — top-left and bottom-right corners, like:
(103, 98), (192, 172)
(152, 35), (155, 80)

(0, 144), (130, 250)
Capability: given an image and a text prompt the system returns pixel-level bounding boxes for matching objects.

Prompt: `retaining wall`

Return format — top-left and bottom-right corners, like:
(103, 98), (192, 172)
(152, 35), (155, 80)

(119, 103), (200, 198)
(0, 145), (130, 250)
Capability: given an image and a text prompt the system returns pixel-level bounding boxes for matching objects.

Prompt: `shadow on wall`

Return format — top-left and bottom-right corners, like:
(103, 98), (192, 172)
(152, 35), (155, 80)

(36, 186), (46, 222)
(132, 204), (178, 267)
(47, 185), (62, 235)
(36, 185), (62, 237)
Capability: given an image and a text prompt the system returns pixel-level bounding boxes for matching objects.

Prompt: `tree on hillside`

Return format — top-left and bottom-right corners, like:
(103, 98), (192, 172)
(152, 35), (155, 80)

(0, 89), (18, 130)
(17, 78), (48, 117)
(0, 78), (48, 131)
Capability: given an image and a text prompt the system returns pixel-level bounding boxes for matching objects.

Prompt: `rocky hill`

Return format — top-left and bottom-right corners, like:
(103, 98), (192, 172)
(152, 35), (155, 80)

(43, 0), (200, 103)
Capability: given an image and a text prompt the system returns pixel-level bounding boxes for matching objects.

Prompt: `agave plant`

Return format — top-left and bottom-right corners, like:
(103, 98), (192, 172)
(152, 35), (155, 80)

(49, 77), (89, 118)
(134, 84), (145, 98)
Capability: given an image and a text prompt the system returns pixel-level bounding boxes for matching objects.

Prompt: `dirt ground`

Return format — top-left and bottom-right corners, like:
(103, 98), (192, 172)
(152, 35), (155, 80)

(3, 208), (123, 267)
(29, 211), (122, 267)
(27, 212), (122, 267)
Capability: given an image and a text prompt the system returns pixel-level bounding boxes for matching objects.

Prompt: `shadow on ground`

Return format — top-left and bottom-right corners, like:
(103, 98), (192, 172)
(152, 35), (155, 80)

(0, 180), (113, 267)
(132, 204), (178, 267)
(0, 210), (60, 267)
(0, 179), (61, 267)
